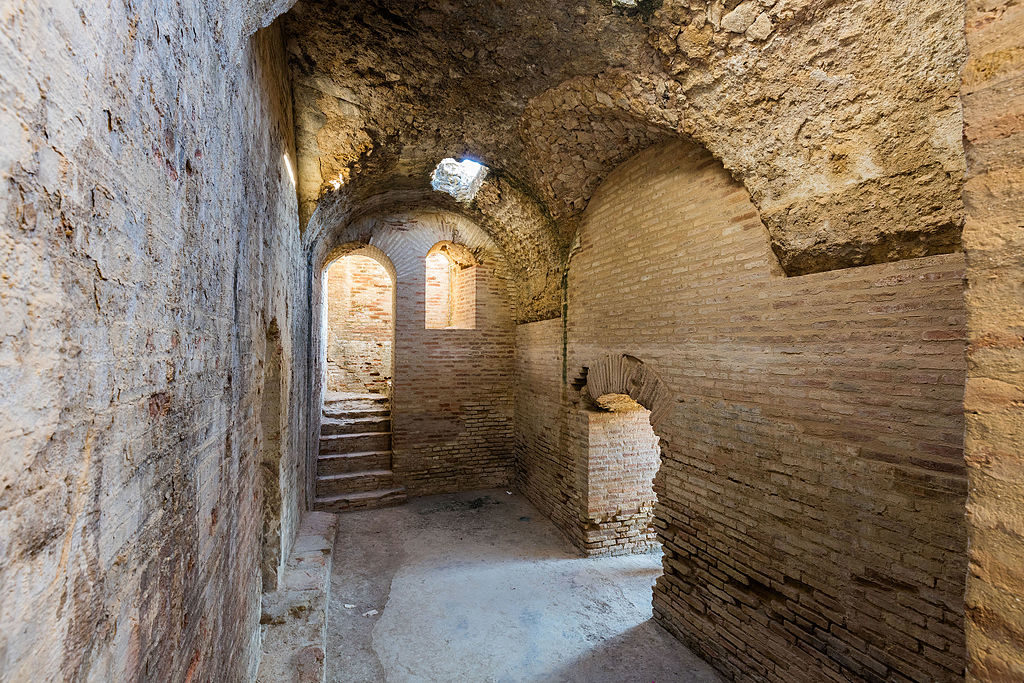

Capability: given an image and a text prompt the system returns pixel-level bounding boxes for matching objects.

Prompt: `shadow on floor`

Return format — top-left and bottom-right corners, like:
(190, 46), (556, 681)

(543, 620), (721, 683)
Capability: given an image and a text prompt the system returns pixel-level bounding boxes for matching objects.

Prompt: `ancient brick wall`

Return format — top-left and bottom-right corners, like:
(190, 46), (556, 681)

(961, 2), (1024, 680)
(453, 263), (477, 329)
(324, 254), (394, 394)
(0, 6), (303, 682)
(533, 139), (968, 681)
(312, 212), (516, 497)
(515, 330), (663, 557)
(581, 404), (660, 556)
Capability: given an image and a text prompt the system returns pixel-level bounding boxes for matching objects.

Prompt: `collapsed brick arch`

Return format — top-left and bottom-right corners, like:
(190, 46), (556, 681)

(566, 353), (675, 557)
(580, 353), (674, 429)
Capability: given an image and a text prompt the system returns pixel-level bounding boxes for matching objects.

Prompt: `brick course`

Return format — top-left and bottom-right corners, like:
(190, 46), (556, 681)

(582, 403), (661, 556)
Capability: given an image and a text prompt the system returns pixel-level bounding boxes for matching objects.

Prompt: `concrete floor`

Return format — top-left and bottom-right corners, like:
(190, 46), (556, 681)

(326, 489), (721, 682)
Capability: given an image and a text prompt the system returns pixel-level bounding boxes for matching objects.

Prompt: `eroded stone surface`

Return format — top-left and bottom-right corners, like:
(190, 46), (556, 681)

(0, 5), (303, 680)
(961, 1), (1024, 680)
(259, 512), (338, 683)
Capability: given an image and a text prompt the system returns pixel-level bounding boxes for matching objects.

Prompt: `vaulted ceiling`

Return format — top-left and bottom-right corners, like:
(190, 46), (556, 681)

(279, 0), (967, 321)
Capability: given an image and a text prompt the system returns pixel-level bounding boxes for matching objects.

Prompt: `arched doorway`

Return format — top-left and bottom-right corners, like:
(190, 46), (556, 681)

(322, 249), (396, 398)
(313, 245), (403, 513)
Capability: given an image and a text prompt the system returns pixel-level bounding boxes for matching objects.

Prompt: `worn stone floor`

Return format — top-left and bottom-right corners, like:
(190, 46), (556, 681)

(326, 489), (722, 682)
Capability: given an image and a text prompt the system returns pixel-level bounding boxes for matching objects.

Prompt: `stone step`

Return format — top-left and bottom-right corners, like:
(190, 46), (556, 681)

(316, 469), (396, 497)
(324, 392), (388, 403)
(317, 451), (392, 476)
(320, 415), (391, 436)
(323, 394), (389, 413)
(322, 405), (390, 420)
(319, 432), (391, 454)
(313, 487), (408, 513)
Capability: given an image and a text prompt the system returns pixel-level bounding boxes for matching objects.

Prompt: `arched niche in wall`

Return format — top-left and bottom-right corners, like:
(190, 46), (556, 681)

(424, 241), (478, 330)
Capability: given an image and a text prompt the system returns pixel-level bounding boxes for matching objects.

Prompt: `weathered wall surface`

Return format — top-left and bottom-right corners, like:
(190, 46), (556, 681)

(0, 4), (302, 680)
(961, 2), (1024, 680)
(312, 212), (516, 497)
(325, 254), (393, 394)
(643, 0), (967, 274)
(516, 140), (968, 681)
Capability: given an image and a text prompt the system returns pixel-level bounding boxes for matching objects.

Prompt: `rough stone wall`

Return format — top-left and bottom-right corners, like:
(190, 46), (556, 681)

(0, 6), (302, 681)
(582, 404), (660, 556)
(961, 2), (1024, 680)
(312, 211), (516, 497)
(644, 0), (967, 274)
(546, 140), (968, 681)
(325, 254), (393, 394)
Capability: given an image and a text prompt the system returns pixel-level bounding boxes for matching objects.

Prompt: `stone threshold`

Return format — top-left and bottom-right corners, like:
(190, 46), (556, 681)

(257, 512), (339, 683)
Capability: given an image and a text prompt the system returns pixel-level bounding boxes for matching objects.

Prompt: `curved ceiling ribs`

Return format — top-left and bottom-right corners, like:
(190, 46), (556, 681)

(283, 0), (966, 321)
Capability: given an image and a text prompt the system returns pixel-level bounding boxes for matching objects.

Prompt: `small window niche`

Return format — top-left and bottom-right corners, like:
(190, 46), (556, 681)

(425, 241), (477, 330)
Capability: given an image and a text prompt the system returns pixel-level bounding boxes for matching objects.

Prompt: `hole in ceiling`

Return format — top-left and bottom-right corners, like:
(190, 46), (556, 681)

(431, 158), (488, 202)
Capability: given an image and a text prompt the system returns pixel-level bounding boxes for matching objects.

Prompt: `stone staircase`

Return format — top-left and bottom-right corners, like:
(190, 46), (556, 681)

(313, 394), (407, 512)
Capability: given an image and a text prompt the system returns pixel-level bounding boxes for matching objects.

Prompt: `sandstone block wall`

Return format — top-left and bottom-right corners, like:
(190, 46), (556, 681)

(0, 7), (302, 681)
(325, 254), (393, 394)
(961, 2), (1024, 680)
(516, 140), (969, 681)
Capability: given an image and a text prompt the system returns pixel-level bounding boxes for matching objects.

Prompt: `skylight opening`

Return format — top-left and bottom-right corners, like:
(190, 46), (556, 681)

(431, 158), (488, 203)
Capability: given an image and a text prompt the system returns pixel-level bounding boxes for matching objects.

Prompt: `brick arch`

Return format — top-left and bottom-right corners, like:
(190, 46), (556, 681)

(580, 353), (673, 429)
(320, 242), (397, 285)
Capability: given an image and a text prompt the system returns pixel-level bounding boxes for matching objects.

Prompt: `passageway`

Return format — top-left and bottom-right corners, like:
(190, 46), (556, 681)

(325, 490), (720, 682)
(4, 0), (1022, 681)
